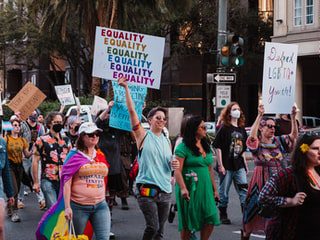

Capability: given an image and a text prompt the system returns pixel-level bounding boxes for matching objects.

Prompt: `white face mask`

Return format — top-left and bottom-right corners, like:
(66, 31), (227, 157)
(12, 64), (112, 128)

(230, 109), (241, 119)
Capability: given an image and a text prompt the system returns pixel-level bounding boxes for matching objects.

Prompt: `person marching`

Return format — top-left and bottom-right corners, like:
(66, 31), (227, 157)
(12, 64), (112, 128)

(174, 115), (220, 240)
(259, 134), (320, 240)
(213, 102), (248, 224)
(242, 104), (298, 239)
(118, 77), (179, 240)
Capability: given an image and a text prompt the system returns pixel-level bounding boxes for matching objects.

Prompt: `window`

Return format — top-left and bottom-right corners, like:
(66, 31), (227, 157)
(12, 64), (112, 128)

(306, 0), (314, 24)
(294, 0), (302, 26)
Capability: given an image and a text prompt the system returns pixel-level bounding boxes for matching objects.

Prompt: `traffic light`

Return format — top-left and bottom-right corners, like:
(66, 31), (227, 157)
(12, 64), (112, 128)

(219, 34), (244, 68)
(229, 34), (244, 67)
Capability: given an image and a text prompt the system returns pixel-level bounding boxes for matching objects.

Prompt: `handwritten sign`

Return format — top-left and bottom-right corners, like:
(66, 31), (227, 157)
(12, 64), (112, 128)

(109, 82), (147, 131)
(92, 27), (165, 89)
(55, 84), (75, 105)
(91, 96), (108, 116)
(262, 42), (298, 114)
(8, 82), (46, 120)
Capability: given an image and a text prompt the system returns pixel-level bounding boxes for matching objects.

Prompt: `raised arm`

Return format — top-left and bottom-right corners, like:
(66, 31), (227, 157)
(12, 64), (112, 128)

(249, 104), (264, 139)
(118, 78), (146, 146)
(289, 105), (298, 141)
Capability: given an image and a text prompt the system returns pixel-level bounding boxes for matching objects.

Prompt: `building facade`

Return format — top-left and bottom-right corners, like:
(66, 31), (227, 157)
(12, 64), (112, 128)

(272, 0), (320, 118)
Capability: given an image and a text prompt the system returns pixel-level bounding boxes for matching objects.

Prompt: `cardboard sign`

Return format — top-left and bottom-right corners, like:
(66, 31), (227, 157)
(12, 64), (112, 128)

(92, 27), (165, 89)
(8, 82), (46, 120)
(54, 84), (75, 105)
(262, 42), (298, 114)
(109, 82), (147, 131)
(91, 96), (108, 116)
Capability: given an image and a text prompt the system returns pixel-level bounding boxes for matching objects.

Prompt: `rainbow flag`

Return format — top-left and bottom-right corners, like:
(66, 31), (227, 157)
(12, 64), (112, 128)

(36, 149), (90, 240)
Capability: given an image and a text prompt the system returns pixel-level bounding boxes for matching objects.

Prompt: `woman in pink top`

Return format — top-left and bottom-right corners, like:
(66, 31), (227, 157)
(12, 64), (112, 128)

(63, 122), (110, 239)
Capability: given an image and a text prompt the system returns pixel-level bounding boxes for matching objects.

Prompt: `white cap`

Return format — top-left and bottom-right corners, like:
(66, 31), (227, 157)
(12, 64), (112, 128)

(78, 122), (102, 134)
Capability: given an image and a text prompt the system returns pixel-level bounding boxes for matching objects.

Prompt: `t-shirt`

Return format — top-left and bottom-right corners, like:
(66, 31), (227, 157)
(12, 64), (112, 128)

(213, 125), (248, 171)
(71, 161), (108, 205)
(5, 135), (28, 164)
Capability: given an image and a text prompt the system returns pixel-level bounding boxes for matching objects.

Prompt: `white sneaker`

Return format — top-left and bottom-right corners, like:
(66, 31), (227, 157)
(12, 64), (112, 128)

(11, 213), (21, 222)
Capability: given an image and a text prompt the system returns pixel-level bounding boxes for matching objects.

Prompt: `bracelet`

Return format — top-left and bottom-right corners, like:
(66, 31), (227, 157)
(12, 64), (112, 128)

(132, 123), (141, 131)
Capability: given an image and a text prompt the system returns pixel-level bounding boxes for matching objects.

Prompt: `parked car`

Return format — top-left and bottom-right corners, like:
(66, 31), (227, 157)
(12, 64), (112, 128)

(66, 105), (93, 123)
(302, 116), (320, 128)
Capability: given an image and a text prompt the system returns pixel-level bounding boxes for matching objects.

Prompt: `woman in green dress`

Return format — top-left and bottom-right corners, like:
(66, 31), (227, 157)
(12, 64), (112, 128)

(174, 115), (220, 240)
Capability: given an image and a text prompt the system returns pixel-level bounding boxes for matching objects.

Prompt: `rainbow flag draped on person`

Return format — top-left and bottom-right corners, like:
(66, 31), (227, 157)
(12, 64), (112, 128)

(35, 149), (99, 239)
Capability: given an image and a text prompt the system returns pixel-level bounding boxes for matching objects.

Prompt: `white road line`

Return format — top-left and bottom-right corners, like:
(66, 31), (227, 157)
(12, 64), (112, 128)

(233, 231), (266, 239)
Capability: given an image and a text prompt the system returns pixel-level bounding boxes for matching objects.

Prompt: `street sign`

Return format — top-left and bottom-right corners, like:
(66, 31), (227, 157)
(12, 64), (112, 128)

(213, 73), (236, 83)
(216, 85), (231, 108)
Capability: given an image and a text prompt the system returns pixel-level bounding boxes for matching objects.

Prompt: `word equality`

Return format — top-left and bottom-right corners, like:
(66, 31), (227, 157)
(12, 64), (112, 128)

(107, 47), (148, 61)
(104, 38), (147, 52)
(108, 55), (152, 69)
(110, 63), (153, 77)
(113, 71), (155, 86)
(101, 29), (145, 43)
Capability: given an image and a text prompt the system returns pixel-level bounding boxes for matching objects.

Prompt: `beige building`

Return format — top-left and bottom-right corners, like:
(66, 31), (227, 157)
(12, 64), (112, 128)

(272, 0), (320, 118)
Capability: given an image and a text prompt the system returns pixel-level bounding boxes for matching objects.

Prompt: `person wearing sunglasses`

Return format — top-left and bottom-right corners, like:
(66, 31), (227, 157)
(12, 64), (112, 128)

(118, 77), (179, 240)
(5, 119), (32, 222)
(213, 102), (248, 225)
(174, 115), (220, 239)
(242, 104), (298, 239)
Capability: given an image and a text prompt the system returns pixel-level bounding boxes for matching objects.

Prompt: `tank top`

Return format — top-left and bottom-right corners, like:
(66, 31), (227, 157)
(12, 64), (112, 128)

(136, 131), (172, 193)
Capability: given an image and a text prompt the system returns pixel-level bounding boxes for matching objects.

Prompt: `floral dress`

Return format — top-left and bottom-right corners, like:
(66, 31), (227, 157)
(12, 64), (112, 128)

(175, 142), (220, 232)
(243, 135), (293, 234)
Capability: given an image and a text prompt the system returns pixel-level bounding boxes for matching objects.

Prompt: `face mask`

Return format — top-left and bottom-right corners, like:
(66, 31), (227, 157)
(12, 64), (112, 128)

(230, 109), (241, 119)
(29, 115), (37, 122)
(52, 124), (63, 133)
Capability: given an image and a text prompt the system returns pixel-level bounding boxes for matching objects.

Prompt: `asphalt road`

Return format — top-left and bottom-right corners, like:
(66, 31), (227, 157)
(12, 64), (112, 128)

(5, 163), (265, 240)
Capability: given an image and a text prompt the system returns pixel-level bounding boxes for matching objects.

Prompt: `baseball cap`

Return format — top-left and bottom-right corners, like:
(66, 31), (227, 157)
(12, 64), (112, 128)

(78, 122), (102, 135)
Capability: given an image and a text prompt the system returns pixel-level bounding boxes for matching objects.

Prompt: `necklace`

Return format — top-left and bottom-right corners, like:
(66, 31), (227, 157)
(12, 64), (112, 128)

(307, 169), (320, 189)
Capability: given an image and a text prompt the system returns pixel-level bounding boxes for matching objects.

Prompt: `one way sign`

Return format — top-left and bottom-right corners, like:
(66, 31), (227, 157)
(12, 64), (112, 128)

(207, 73), (236, 84)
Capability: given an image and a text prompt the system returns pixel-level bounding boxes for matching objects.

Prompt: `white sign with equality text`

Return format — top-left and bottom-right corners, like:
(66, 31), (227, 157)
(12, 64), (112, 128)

(262, 42), (298, 114)
(92, 27), (165, 89)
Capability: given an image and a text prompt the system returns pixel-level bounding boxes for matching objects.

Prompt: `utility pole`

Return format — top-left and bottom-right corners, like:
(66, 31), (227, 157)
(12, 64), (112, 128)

(215, 0), (228, 124)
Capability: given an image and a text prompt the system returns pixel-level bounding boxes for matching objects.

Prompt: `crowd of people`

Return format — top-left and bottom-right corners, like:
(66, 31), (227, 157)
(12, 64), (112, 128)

(0, 78), (318, 240)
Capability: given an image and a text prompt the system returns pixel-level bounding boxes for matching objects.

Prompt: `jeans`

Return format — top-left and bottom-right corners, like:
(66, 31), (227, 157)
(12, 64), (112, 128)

(137, 191), (171, 240)
(218, 168), (248, 208)
(41, 179), (59, 208)
(71, 200), (111, 240)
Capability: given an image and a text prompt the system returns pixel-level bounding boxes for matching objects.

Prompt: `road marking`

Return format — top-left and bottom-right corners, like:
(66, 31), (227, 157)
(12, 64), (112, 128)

(233, 231), (265, 239)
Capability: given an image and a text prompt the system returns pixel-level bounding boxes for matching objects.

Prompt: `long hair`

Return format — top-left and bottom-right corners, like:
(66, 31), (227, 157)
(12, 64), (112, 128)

(291, 134), (320, 178)
(180, 114), (192, 138)
(183, 115), (210, 156)
(45, 111), (64, 129)
(220, 102), (245, 128)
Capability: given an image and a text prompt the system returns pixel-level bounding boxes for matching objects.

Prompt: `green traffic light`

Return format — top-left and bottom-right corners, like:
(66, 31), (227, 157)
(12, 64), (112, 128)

(233, 56), (244, 66)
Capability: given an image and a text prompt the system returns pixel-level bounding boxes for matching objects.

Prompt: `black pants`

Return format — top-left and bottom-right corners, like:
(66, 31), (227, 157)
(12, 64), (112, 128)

(9, 162), (24, 209)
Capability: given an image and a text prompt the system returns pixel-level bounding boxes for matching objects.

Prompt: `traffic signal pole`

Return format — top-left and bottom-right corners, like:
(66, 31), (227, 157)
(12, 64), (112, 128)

(215, 0), (228, 125)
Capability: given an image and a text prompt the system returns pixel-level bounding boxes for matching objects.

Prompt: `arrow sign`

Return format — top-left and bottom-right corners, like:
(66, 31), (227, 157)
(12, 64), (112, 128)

(213, 73), (236, 83)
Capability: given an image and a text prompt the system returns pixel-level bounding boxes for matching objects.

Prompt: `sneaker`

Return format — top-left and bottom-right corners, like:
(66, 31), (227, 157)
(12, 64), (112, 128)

(23, 191), (29, 196)
(17, 200), (25, 209)
(39, 200), (46, 210)
(109, 232), (115, 239)
(11, 213), (21, 222)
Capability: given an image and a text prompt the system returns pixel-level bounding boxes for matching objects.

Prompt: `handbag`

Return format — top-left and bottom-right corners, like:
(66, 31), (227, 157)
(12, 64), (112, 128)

(52, 219), (89, 240)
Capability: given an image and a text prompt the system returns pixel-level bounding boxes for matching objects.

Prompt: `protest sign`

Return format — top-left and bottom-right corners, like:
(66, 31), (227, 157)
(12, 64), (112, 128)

(8, 82), (46, 120)
(262, 42), (298, 114)
(91, 96), (108, 116)
(109, 82), (147, 131)
(92, 27), (165, 89)
(55, 84), (75, 105)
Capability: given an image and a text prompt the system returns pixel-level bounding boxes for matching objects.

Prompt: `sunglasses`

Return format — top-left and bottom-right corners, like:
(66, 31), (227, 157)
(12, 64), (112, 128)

(266, 124), (276, 129)
(13, 124), (20, 127)
(86, 132), (100, 138)
(155, 116), (167, 121)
